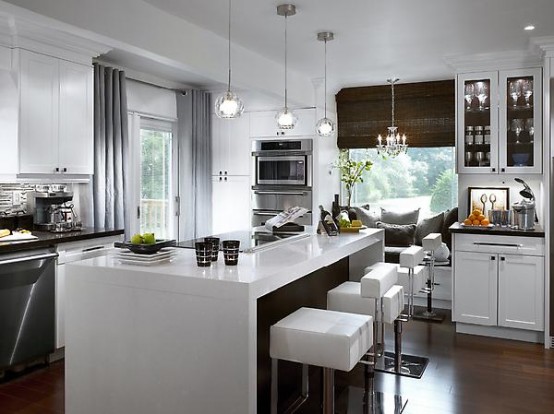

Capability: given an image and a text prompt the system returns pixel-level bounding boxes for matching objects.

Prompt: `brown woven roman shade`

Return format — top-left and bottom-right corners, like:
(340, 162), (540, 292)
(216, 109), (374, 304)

(336, 79), (455, 149)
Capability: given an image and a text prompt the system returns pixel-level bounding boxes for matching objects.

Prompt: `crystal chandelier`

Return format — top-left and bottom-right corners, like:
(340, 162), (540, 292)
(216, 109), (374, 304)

(376, 78), (407, 157)
(214, 0), (244, 119)
(275, 4), (297, 130)
(315, 31), (335, 137)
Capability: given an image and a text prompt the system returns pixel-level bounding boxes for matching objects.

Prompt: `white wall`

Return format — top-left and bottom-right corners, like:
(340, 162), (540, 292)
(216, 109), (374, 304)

(312, 78), (340, 213)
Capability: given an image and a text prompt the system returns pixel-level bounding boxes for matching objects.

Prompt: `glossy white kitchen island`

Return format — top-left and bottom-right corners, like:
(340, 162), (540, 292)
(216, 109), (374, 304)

(64, 229), (384, 414)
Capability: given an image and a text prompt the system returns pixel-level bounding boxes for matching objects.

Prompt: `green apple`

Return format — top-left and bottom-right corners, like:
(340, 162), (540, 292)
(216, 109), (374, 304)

(142, 233), (156, 245)
(130, 233), (143, 245)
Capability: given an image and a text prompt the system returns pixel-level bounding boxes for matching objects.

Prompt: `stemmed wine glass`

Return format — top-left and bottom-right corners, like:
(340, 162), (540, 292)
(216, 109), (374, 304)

(475, 82), (488, 110)
(464, 83), (475, 110)
(511, 119), (524, 144)
(509, 80), (521, 107)
(521, 79), (533, 107)
(525, 118), (534, 142)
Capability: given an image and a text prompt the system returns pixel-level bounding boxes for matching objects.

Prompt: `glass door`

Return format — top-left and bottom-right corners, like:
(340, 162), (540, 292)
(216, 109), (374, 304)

(499, 68), (542, 174)
(457, 72), (499, 174)
(129, 115), (178, 239)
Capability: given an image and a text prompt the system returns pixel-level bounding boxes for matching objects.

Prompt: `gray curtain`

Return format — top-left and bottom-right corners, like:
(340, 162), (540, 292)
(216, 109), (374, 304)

(177, 90), (212, 240)
(92, 64), (129, 235)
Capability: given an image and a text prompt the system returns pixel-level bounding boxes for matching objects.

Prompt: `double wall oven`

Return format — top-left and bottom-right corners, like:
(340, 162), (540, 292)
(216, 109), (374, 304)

(252, 139), (313, 227)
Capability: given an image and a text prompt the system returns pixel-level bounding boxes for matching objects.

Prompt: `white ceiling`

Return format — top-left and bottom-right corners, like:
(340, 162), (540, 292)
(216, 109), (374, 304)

(140, 0), (554, 89)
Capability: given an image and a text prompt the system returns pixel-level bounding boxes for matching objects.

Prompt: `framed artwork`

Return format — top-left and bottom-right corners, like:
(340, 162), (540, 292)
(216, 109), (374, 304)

(468, 187), (509, 217)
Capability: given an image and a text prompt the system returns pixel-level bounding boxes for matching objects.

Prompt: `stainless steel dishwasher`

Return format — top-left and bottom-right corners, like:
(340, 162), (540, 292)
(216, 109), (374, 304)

(0, 248), (58, 374)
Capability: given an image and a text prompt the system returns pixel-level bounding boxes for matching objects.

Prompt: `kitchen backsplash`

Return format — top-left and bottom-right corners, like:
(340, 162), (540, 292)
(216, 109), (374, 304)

(0, 183), (35, 213)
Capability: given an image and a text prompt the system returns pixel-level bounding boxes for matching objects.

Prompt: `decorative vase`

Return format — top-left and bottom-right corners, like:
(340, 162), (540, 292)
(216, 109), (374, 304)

(434, 242), (450, 262)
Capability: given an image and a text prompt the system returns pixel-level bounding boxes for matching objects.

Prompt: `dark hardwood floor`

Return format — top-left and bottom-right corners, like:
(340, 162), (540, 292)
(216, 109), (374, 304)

(0, 309), (553, 413)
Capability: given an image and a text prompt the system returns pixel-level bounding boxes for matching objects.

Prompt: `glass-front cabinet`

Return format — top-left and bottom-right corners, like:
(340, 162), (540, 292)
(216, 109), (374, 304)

(457, 68), (542, 174)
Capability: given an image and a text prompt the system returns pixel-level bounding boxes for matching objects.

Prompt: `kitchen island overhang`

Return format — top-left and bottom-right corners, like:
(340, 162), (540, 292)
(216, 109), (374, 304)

(64, 229), (384, 414)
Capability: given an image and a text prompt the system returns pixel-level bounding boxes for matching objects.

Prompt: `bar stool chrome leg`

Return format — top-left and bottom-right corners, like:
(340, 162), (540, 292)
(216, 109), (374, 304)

(414, 233), (445, 322)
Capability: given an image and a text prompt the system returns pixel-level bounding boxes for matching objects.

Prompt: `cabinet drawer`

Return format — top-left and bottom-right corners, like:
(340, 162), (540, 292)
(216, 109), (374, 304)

(453, 233), (544, 256)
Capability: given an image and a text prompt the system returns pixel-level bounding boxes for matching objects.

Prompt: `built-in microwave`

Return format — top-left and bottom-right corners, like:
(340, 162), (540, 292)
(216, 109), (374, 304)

(253, 139), (312, 187)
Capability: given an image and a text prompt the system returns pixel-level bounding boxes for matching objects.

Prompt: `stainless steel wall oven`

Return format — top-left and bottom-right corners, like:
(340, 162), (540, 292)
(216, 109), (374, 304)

(252, 139), (313, 226)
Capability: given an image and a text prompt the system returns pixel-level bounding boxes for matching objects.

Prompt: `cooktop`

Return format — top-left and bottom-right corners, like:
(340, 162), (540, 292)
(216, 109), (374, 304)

(176, 229), (307, 252)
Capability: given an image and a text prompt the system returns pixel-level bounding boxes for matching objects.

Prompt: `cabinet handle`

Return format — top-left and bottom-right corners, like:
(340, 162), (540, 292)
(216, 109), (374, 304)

(219, 171), (222, 175)
(500, 257), (505, 261)
(224, 171), (227, 175)
(501, 168), (505, 173)
(474, 242), (523, 248)
(63, 167), (67, 173)
(55, 167), (60, 172)
(219, 177), (222, 181)
(491, 168), (496, 173)
(491, 256), (495, 260)
(224, 177), (227, 181)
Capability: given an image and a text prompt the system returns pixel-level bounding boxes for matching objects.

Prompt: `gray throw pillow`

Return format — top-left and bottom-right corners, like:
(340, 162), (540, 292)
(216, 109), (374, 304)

(415, 212), (445, 246)
(380, 207), (420, 225)
(350, 206), (380, 228)
(441, 207), (458, 251)
(376, 221), (416, 247)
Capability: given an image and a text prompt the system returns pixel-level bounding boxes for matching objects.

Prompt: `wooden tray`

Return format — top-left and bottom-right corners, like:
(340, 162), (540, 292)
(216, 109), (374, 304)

(339, 226), (367, 233)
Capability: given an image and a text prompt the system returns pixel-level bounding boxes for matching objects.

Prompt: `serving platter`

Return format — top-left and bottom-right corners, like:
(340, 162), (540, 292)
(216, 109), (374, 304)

(459, 223), (494, 228)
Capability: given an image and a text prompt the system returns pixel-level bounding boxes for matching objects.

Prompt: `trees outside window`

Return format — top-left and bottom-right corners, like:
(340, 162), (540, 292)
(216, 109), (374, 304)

(348, 147), (457, 217)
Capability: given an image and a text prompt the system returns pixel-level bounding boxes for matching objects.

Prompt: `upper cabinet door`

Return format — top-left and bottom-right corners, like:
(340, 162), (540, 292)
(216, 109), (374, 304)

(211, 114), (250, 176)
(498, 68), (542, 174)
(250, 108), (315, 138)
(456, 71), (499, 175)
(19, 50), (59, 174)
(58, 60), (93, 175)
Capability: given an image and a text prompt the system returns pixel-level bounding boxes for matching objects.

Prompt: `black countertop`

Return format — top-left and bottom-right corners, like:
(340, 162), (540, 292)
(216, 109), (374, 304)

(449, 222), (544, 238)
(0, 227), (124, 253)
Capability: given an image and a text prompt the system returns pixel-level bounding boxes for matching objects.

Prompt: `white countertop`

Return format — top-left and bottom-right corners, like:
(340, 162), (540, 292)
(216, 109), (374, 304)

(69, 228), (383, 299)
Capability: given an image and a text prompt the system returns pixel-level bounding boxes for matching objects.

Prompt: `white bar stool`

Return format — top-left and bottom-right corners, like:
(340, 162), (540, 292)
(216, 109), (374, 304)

(413, 233), (445, 322)
(379, 245), (429, 378)
(327, 262), (404, 356)
(270, 307), (373, 414)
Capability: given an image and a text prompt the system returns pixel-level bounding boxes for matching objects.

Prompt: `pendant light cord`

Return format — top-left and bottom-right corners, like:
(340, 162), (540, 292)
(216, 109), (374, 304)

(391, 79), (395, 128)
(227, 0), (232, 92)
(324, 38), (327, 118)
(284, 12), (288, 110)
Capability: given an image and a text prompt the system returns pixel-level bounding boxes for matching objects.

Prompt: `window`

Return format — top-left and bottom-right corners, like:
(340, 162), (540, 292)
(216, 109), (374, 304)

(348, 147), (457, 218)
(128, 116), (178, 240)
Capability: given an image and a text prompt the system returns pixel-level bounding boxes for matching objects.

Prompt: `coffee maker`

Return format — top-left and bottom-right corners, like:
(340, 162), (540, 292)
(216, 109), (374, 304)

(27, 185), (82, 232)
(511, 178), (536, 230)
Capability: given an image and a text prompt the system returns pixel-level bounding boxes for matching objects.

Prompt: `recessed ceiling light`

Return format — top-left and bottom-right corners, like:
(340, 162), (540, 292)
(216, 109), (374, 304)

(524, 25), (535, 31)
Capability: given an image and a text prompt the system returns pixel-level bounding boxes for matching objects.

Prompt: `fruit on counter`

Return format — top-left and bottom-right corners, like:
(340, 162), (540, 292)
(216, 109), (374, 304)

(130, 232), (156, 245)
(15, 228), (32, 234)
(462, 209), (490, 227)
(0, 229), (10, 238)
(142, 233), (156, 245)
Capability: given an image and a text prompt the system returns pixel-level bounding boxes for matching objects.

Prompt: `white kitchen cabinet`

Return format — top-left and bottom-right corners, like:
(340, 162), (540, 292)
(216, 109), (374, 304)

(19, 49), (93, 176)
(456, 68), (542, 174)
(250, 108), (315, 138)
(56, 235), (122, 349)
(453, 251), (498, 326)
(212, 113), (251, 176)
(58, 60), (94, 174)
(212, 175), (250, 234)
(452, 233), (544, 332)
(498, 254), (544, 331)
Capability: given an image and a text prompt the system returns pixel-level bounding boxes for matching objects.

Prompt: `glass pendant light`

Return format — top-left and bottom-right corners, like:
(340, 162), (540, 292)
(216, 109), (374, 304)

(275, 4), (297, 130)
(215, 0), (244, 119)
(315, 31), (335, 137)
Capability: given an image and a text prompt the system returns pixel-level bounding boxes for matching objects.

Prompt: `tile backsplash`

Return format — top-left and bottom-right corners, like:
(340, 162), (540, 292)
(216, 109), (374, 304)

(0, 183), (34, 213)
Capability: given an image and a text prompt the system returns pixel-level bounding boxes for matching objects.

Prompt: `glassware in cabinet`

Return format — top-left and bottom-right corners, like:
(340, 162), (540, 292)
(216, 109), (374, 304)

(457, 72), (498, 174)
(499, 68), (542, 174)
